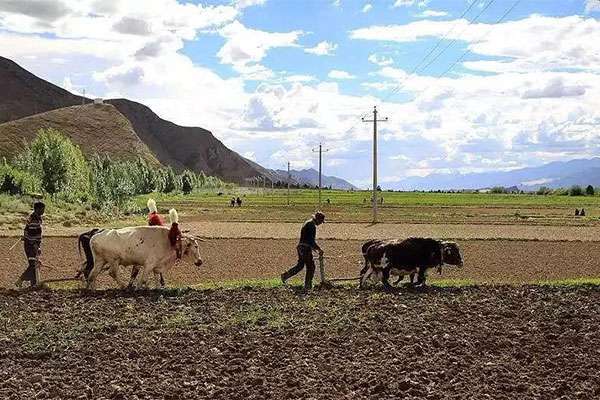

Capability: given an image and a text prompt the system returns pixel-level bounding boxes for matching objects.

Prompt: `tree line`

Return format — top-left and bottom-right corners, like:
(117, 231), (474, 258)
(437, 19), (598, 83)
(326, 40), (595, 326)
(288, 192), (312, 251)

(0, 128), (228, 210)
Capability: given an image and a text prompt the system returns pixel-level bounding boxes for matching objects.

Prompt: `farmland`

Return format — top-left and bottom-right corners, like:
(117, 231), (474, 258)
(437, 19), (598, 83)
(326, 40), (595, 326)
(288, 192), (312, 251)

(2, 189), (600, 400)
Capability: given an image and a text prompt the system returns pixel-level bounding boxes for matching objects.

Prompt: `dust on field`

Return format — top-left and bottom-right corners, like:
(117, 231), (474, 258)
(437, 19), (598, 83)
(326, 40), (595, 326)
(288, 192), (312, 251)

(1, 286), (600, 400)
(2, 237), (600, 288)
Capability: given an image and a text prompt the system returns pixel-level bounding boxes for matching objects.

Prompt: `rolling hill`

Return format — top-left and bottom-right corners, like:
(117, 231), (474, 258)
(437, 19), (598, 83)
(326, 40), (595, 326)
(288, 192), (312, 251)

(274, 168), (357, 190)
(0, 103), (158, 164)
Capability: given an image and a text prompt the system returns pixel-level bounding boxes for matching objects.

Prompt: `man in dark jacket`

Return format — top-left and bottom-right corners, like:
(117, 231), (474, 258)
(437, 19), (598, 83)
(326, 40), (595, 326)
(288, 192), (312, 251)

(281, 212), (325, 290)
(16, 201), (45, 288)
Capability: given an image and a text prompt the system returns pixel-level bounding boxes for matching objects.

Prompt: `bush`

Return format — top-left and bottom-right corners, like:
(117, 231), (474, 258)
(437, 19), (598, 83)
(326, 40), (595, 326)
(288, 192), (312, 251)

(569, 185), (584, 196)
(586, 185), (595, 196)
(0, 162), (40, 195)
(490, 186), (507, 194)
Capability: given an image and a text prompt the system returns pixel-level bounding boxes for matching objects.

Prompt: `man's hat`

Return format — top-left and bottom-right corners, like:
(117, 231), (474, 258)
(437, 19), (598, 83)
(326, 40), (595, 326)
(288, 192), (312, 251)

(314, 211), (325, 222)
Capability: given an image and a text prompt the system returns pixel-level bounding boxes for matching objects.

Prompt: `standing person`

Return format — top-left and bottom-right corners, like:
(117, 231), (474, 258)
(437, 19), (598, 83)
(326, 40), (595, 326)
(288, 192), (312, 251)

(236, 197), (242, 207)
(16, 201), (45, 288)
(281, 212), (325, 290)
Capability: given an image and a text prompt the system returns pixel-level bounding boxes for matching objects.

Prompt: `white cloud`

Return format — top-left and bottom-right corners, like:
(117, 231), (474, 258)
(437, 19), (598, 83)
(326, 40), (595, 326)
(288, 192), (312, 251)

(368, 54), (393, 66)
(217, 21), (302, 76)
(393, 0), (415, 7)
(586, 0), (600, 12)
(521, 77), (586, 99)
(417, 10), (448, 18)
(351, 15), (600, 73)
(304, 41), (338, 56)
(362, 4), (373, 13)
(328, 70), (356, 80)
(235, 0), (267, 9)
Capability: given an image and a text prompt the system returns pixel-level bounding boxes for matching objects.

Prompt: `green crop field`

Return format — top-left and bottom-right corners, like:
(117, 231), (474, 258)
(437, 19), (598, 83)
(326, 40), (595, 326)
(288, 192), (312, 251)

(133, 188), (600, 225)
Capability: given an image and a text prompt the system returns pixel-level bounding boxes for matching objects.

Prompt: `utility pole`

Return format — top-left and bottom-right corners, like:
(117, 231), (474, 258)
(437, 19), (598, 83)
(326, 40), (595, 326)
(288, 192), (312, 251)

(312, 143), (330, 209)
(362, 106), (388, 223)
(287, 162), (291, 206)
(82, 89), (86, 105)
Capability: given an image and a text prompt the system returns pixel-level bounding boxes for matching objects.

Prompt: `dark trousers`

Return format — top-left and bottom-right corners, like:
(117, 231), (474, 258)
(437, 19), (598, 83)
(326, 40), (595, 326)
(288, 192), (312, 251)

(20, 240), (40, 286)
(282, 245), (315, 289)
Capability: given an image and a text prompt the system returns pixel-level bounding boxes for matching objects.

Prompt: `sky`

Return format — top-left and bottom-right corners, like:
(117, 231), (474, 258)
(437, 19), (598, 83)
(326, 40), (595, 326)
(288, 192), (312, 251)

(1, 0), (599, 188)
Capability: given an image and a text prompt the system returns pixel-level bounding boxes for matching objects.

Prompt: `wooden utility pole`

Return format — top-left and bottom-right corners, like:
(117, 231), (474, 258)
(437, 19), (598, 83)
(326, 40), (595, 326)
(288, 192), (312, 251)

(287, 162), (291, 206)
(362, 106), (388, 223)
(312, 143), (330, 209)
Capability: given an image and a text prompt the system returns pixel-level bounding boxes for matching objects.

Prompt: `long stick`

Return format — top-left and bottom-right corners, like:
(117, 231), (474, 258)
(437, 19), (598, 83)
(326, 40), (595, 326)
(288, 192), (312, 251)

(8, 237), (21, 251)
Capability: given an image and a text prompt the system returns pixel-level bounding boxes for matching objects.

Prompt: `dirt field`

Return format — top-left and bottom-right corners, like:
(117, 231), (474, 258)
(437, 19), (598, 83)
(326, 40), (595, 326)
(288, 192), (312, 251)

(1, 286), (600, 400)
(3, 221), (600, 242)
(2, 237), (600, 288)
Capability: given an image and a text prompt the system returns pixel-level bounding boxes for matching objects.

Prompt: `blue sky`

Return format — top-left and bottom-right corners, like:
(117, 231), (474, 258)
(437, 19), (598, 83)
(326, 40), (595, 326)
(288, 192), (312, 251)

(1, 0), (599, 187)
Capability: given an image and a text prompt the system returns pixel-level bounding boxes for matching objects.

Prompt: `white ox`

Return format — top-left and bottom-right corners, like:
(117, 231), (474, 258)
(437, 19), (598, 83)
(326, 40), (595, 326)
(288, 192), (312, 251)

(87, 226), (202, 289)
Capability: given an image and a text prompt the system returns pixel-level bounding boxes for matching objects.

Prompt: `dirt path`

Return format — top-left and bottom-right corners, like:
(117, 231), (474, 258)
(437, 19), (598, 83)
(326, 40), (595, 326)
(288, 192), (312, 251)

(1, 287), (600, 400)
(2, 221), (600, 241)
(2, 237), (600, 288)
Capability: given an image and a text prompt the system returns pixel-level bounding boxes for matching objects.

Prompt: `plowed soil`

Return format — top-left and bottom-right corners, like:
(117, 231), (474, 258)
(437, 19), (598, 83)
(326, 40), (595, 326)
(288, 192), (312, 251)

(1, 237), (600, 288)
(1, 286), (600, 400)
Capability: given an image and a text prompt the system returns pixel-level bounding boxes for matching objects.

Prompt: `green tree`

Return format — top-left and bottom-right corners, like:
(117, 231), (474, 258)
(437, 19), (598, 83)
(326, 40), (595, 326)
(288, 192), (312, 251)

(586, 185), (595, 196)
(569, 185), (584, 196)
(15, 129), (90, 198)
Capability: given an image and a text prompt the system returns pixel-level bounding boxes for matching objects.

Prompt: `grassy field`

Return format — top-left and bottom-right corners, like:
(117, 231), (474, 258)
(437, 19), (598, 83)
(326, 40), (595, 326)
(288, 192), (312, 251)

(133, 188), (600, 225)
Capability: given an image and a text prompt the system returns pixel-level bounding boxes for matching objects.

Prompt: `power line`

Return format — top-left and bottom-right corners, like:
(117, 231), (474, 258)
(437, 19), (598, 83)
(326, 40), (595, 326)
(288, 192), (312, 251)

(437, 0), (523, 79)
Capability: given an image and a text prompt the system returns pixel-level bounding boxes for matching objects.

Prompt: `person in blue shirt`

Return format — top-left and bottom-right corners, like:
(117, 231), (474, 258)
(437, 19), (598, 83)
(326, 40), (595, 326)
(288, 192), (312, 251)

(281, 212), (325, 290)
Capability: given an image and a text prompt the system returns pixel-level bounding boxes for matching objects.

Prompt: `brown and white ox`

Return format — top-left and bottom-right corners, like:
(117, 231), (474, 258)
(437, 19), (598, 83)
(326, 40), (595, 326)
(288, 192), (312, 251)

(86, 226), (202, 289)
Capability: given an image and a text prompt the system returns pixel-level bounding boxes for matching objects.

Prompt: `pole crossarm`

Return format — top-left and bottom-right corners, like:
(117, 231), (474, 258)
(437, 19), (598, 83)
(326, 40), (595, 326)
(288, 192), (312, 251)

(362, 106), (388, 224)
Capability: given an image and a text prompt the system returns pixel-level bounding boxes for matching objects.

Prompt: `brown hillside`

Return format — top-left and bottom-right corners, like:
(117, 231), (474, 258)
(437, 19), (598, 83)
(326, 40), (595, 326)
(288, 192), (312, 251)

(108, 99), (263, 182)
(0, 103), (159, 164)
(0, 56), (267, 182)
(0, 57), (82, 123)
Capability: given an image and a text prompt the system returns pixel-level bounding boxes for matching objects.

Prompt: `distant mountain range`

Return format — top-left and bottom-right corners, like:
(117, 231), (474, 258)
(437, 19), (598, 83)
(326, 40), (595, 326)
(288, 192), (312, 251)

(390, 158), (600, 191)
(273, 168), (357, 190)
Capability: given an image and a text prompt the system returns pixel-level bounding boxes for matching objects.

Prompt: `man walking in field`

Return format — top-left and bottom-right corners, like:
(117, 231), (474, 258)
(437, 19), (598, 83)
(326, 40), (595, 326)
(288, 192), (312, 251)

(15, 201), (45, 288)
(281, 212), (325, 290)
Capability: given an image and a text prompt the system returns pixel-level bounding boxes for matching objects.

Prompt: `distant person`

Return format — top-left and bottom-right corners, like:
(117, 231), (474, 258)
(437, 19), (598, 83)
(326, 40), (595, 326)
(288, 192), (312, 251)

(230, 198), (236, 207)
(147, 199), (164, 226)
(581, 208), (586, 217)
(16, 201), (45, 288)
(236, 197), (242, 207)
(363, 198), (366, 204)
(380, 197), (384, 205)
(326, 198), (331, 205)
(575, 209), (580, 216)
(281, 212), (325, 290)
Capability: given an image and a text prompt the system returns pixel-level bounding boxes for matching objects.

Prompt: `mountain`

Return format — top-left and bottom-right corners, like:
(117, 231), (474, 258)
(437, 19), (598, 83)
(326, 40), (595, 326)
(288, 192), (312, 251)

(0, 56), (266, 182)
(0, 103), (159, 164)
(390, 158), (600, 191)
(274, 168), (357, 190)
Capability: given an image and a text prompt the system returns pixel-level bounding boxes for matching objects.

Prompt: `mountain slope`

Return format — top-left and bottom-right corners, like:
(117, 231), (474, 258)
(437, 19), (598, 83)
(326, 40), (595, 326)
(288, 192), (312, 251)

(107, 99), (261, 182)
(274, 168), (357, 190)
(0, 56), (266, 182)
(391, 158), (600, 191)
(0, 57), (83, 123)
(0, 103), (159, 164)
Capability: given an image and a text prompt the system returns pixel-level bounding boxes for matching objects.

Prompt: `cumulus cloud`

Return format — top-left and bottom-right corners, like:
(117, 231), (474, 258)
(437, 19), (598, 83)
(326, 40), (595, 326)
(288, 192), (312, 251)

(417, 10), (448, 18)
(0, 0), (70, 22)
(218, 21), (302, 75)
(368, 54), (393, 66)
(113, 17), (152, 35)
(362, 4), (372, 13)
(393, 0), (415, 7)
(586, 0), (600, 12)
(351, 15), (600, 74)
(235, 0), (267, 9)
(328, 70), (355, 79)
(304, 41), (338, 56)
(521, 77), (586, 99)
